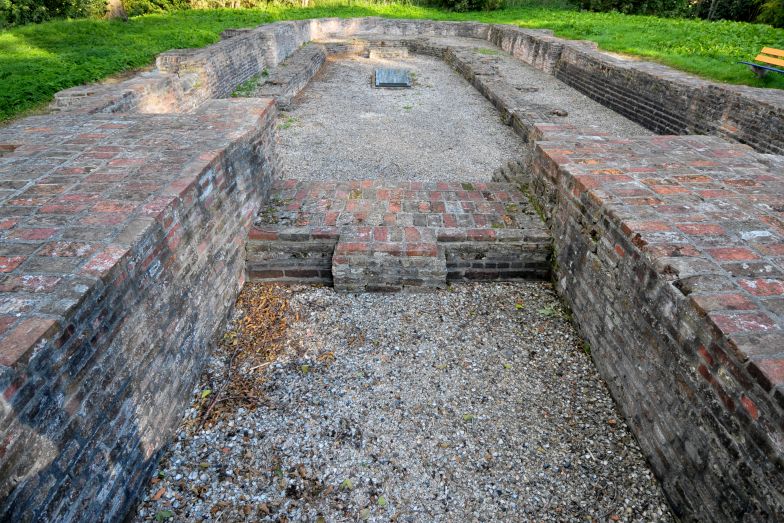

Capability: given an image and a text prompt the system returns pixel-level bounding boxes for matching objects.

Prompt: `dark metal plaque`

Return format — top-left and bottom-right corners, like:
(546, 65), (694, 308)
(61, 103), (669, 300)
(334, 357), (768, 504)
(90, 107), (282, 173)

(374, 68), (412, 88)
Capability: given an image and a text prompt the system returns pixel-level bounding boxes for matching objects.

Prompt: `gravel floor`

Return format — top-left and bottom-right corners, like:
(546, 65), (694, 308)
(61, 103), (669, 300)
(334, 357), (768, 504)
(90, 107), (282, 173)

(276, 54), (524, 182)
(134, 283), (673, 522)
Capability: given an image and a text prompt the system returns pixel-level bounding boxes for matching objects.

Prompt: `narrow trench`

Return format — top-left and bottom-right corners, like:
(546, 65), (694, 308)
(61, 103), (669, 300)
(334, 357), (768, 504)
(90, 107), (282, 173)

(134, 47), (673, 522)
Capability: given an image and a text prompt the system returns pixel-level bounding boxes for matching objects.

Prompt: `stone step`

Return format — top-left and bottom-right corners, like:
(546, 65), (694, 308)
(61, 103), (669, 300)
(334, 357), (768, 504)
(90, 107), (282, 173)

(247, 179), (552, 291)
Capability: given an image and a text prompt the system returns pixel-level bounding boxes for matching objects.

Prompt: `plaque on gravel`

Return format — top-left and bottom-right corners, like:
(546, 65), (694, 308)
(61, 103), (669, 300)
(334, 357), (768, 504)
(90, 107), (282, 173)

(374, 68), (412, 88)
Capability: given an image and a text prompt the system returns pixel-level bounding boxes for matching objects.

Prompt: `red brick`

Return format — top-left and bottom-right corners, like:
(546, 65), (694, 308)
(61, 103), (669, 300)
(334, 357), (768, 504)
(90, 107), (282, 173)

(467, 229), (496, 241)
(373, 227), (388, 241)
(644, 243), (701, 258)
(697, 346), (714, 366)
(406, 243), (438, 257)
(691, 293), (757, 314)
(621, 221), (671, 235)
(0, 317), (58, 366)
(738, 278), (784, 297)
(740, 395), (759, 420)
(651, 186), (689, 195)
(706, 247), (760, 262)
(248, 229), (278, 241)
(82, 245), (129, 277)
(677, 223), (725, 236)
(7, 228), (58, 241)
(709, 311), (776, 334)
(698, 189), (736, 199)
(404, 227), (421, 242)
(39, 202), (89, 214)
(92, 201), (138, 213)
(0, 275), (61, 293)
(337, 242), (369, 254)
(38, 241), (95, 257)
(0, 256), (26, 272)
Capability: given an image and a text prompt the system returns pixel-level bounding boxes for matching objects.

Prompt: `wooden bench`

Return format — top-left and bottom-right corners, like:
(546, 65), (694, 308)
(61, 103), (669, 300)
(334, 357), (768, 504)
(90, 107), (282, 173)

(739, 47), (784, 77)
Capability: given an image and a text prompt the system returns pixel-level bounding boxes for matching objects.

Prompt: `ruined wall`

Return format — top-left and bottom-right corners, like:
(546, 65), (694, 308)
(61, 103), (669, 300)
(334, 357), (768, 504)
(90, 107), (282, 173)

(53, 19), (784, 157)
(2, 16), (783, 522)
(486, 25), (784, 155)
(0, 99), (278, 521)
(438, 35), (784, 519)
(527, 134), (784, 520)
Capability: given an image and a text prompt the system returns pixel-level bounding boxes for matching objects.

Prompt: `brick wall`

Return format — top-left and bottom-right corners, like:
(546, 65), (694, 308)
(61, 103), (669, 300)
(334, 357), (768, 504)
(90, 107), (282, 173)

(0, 99), (278, 521)
(527, 134), (784, 520)
(439, 35), (784, 519)
(487, 25), (784, 155)
(52, 19), (784, 156)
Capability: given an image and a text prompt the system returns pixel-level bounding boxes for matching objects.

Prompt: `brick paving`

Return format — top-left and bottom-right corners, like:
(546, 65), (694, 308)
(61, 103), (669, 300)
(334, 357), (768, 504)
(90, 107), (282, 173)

(248, 179), (551, 291)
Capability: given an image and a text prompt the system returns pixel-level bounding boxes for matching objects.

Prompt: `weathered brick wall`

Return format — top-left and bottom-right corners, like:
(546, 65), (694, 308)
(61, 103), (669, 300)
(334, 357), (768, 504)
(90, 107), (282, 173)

(0, 99), (277, 521)
(528, 134), (784, 520)
(50, 19), (784, 156)
(251, 44), (327, 110)
(486, 25), (784, 155)
(51, 18), (490, 118)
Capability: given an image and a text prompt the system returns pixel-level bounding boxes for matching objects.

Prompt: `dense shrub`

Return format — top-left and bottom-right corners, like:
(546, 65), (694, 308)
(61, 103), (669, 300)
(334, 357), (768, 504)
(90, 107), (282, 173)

(575, 0), (782, 26)
(693, 0), (762, 22)
(435, 0), (502, 12)
(757, 0), (784, 25)
(575, 0), (689, 16)
(121, 0), (189, 16)
(0, 0), (105, 26)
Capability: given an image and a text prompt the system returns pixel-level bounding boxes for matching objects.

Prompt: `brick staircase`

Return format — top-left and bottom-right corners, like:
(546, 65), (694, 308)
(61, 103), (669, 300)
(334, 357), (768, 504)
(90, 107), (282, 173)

(247, 178), (551, 291)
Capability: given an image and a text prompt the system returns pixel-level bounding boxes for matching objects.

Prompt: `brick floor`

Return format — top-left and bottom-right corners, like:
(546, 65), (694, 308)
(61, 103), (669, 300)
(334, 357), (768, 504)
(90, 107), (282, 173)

(247, 179), (552, 291)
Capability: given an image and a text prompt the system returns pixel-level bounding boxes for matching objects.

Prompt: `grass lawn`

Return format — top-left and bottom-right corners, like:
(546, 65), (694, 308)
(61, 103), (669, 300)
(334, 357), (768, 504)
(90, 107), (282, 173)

(1, 2), (783, 122)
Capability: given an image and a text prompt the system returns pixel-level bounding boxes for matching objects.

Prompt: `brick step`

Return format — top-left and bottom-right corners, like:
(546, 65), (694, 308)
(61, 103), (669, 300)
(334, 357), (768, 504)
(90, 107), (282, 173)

(247, 179), (552, 291)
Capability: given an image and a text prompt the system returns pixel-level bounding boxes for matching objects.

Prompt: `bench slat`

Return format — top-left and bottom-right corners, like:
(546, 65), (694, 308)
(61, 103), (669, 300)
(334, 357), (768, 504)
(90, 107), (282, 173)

(761, 47), (784, 58)
(756, 54), (784, 68)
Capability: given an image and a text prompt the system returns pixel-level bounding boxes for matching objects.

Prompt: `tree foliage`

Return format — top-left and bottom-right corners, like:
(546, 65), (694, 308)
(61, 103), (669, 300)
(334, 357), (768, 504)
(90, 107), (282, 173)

(1, 0), (106, 26)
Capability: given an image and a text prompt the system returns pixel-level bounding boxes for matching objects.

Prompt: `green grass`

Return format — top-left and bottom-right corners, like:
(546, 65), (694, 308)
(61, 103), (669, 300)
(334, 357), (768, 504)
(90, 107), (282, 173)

(1, 2), (783, 122)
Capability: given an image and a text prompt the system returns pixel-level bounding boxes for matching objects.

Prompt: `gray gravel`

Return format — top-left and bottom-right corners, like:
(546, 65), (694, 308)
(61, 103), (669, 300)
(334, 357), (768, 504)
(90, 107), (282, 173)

(134, 282), (673, 522)
(276, 54), (524, 182)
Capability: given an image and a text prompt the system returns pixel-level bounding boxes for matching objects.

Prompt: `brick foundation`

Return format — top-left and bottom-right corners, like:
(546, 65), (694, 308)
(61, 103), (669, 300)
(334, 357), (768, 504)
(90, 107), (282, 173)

(0, 16), (782, 522)
(0, 99), (278, 521)
(529, 134), (784, 519)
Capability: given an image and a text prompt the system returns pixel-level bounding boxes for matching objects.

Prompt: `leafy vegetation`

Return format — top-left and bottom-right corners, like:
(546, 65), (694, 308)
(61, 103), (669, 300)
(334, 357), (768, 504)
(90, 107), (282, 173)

(0, 0), (107, 27)
(231, 72), (261, 97)
(0, 2), (783, 122)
